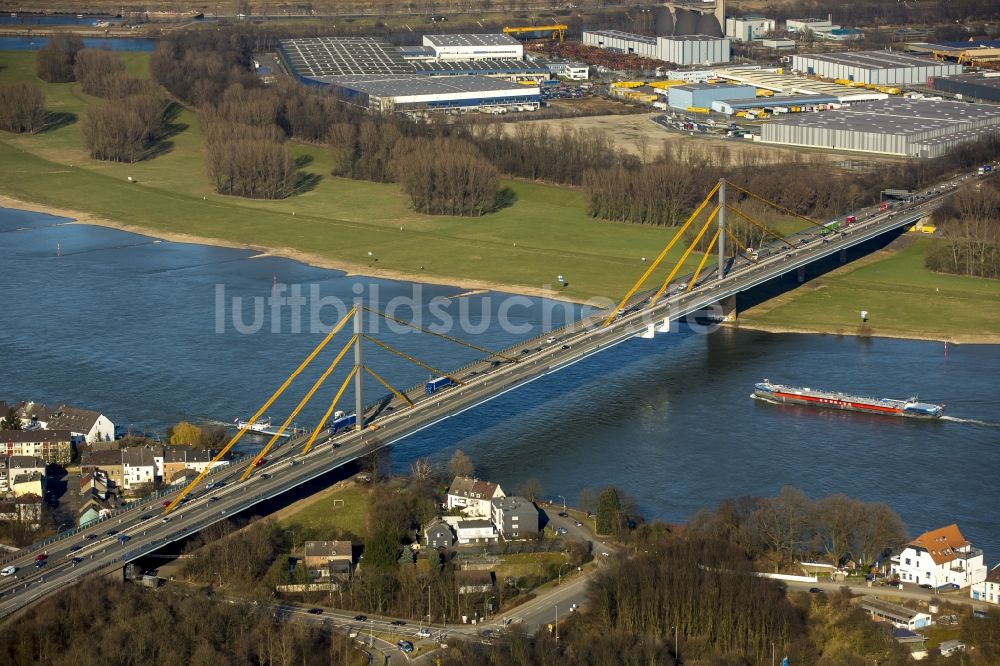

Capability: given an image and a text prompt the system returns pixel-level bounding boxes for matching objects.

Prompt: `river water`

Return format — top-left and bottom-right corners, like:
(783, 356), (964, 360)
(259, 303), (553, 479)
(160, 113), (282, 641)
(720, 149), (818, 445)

(2, 208), (998, 562)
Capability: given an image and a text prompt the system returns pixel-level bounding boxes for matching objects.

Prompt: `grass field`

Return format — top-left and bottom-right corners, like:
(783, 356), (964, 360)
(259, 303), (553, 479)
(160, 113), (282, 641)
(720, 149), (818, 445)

(2, 50), (999, 339)
(739, 237), (1000, 341)
(277, 484), (372, 542)
(0, 50), (709, 303)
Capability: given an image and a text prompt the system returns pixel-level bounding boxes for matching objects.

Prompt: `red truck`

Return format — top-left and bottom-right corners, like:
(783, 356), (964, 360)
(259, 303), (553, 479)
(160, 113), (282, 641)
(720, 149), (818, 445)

(845, 215), (857, 224)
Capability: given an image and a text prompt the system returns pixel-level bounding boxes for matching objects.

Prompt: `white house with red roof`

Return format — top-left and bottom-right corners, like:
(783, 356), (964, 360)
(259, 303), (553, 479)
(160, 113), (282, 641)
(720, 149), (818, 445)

(891, 524), (987, 589)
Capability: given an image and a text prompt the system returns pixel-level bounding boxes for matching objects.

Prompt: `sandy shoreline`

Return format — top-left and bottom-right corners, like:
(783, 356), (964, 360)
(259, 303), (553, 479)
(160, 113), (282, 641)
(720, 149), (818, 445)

(0, 194), (584, 304)
(4, 193), (998, 345)
(730, 321), (1000, 345)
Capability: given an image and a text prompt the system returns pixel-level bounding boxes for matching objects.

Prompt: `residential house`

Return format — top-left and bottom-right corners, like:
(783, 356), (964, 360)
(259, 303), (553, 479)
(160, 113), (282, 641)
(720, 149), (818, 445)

(891, 524), (987, 589)
(81, 449), (125, 489)
(78, 470), (119, 526)
(491, 495), (538, 540)
(0, 493), (43, 524)
(939, 640), (966, 657)
(162, 447), (217, 483)
(860, 598), (933, 630)
(455, 519), (497, 545)
(424, 518), (455, 549)
(303, 540), (353, 580)
(46, 405), (115, 444)
(455, 570), (494, 595)
(447, 476), (504, 518)
(11, 472), (45, 499)
(123, 447), (160, 491)
(970, 563), (1000, 605)
(15, 401), (53, 429)
(892, 628), (928, 661)
(0, 430), (72, 465)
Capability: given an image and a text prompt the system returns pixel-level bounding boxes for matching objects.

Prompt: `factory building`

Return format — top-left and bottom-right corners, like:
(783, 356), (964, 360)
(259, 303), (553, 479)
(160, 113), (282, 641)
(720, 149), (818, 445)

(412, 59), (549, 84)
(667, 82), (756, 109)
(311, 75), (540, 113)
(931, 72), (1000, 103)
(278, 35), (544, 113)
(725, 16), (775, 42)
(786, 18), (836, 33)
(422, 34), (523, 61)
(582, 30), (731, 66)
(760, 98), (1000, 158)
(791, 51), (963, 86)
(542, 60), (590, 80)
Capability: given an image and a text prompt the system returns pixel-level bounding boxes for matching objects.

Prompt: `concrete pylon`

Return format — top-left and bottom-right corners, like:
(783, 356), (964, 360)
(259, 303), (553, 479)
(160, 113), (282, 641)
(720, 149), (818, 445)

(718, 178), (727, 280)
(714, 0), (725, 38)
(720, 294), (737, 322)
(353, 306), (364, 430)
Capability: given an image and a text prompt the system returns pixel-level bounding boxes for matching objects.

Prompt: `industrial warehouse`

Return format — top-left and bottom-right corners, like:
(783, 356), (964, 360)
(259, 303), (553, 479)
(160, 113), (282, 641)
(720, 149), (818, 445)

(790, 50), (963, 86)
(760, 98), (1000, 157)
(277, 35), (542, 113)
(931, 72), (1000, 103)
(582, 30), (731, 66)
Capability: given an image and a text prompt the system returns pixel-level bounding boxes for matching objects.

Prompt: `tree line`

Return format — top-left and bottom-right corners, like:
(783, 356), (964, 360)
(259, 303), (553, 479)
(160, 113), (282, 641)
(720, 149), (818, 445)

(35, 39), (169, 163)
(927, 179), (1000, 279)
(0, 577), (357, 665)
(686, 486), (908, 571)
(0, 82), (46, 134)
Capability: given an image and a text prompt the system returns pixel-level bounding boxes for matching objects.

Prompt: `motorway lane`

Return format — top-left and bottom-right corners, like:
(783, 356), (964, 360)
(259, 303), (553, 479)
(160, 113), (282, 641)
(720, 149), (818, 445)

(0, 171), (969, 618)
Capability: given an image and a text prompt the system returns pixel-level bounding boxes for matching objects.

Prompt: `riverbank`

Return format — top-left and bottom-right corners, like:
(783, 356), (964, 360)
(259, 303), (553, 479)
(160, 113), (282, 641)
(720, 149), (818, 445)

(0, 193), (585, 304)
(728, 321), (1000, 345)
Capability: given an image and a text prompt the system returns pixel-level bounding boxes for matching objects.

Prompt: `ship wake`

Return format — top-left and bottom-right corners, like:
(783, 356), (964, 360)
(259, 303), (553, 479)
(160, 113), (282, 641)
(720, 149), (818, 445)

(940, 415), (1000, 428)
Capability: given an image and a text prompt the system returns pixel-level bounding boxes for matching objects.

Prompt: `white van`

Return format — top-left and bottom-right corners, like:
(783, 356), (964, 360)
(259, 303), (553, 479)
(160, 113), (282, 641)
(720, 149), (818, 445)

(1, 566), (16, 576)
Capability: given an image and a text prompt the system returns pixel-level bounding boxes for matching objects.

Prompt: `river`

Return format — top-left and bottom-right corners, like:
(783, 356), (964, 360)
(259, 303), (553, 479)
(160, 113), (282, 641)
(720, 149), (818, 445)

(2, 207), (998, 563)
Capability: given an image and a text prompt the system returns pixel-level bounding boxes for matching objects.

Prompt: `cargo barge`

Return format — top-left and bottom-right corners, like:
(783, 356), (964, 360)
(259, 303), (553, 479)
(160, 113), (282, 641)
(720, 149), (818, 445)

(753, 379), (944, 419)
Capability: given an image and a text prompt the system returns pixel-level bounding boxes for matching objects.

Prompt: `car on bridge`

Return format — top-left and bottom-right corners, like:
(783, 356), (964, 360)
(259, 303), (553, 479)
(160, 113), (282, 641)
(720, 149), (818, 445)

(0, 566), (16, 577)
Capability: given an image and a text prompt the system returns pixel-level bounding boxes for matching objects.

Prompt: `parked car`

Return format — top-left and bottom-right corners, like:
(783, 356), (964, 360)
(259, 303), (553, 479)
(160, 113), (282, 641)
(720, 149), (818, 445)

(417, 628), (432, 638)
(809, 587), (823, 593)
(307, 608), (323, 615)
(390, 620), (405, 626)
(397, 640), (414, 653)
(354, 614), (368, 621)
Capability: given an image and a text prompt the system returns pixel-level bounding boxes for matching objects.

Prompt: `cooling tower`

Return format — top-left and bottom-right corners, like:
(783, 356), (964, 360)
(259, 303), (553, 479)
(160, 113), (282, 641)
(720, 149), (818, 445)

(654, 6), (674, 36)
(696, 13), (723, 37)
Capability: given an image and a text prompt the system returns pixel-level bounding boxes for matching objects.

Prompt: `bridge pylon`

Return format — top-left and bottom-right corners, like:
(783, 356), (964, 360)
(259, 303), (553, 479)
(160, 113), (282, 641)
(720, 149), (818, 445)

(354, 305), (364, 431)
(718, 178), (727, 280)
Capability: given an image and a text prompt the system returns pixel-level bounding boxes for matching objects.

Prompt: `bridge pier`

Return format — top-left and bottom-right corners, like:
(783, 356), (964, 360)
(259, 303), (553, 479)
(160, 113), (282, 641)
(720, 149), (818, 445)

(839, 248), (847, 264)
(720, 294), (737, 322)
(796, 266), (806, 283)
(636, 317), (675, 339)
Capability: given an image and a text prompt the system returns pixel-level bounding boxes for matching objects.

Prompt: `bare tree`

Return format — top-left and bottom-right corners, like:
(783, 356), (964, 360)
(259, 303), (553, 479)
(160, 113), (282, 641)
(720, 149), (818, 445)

(0, 82), (46, 134)
(447, 448), (474, 480)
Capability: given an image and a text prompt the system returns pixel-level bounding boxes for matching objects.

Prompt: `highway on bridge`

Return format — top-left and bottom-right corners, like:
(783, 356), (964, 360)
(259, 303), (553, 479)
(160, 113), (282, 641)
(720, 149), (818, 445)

(0, 171), (971, 620)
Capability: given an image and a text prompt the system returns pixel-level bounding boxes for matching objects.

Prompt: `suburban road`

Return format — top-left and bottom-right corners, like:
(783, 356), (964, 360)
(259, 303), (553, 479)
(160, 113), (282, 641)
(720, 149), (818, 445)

(0, 170), (972, 620)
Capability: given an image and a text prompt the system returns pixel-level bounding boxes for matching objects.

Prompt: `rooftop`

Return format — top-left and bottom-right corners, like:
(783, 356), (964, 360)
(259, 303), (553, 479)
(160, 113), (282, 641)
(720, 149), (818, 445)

(304, 540), (353, 560)
(456, 518), (494, 530)
(585, 29), (658, 46)
(0, 429), (72, 444)
(46, 405), (103, 433)
(424, 33), (519, 48)
(861, 598), (928, 621)
(449, 476), (502, 500)
(412, 59), (547, 75)
(766, 98), (1000, 137)
(795, 50), (955, 70)
(313, 74), (533, 98)
(909, 523), (973, 565)
(935, 71), (1000, 91)
(279, 37), (414, 78)
(676, 81), (754, 91)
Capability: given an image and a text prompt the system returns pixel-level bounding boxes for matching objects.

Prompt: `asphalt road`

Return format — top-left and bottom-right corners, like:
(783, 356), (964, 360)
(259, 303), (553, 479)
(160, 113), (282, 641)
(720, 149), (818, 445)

(0, 169), (970, 619)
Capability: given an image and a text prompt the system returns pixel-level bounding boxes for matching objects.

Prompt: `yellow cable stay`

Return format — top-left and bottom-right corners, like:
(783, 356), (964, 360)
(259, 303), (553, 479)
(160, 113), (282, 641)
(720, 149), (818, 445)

(725, 205), (796, 248)
(240, 335), (356, 481)
(364, 366), (415, 408)
(363, 306), (517, 363)
(650, 205), (720, 306)
(164, 306), (356, 514)
(603, 180), (721, 326)
(686, 228), (722, 292)
(362, 335), (464, 387)
(302, 366), (359, 455)
(725, 181), (827, 232)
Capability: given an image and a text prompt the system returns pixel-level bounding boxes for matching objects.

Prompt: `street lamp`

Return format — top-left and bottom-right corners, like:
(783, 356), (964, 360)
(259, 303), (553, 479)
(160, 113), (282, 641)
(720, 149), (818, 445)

(369, 618), (374, 647)
(557, 495), (566, 512)
(554, 604), (559, 641)
(671, 625), (679, 662)
(558, 562), (571, 585)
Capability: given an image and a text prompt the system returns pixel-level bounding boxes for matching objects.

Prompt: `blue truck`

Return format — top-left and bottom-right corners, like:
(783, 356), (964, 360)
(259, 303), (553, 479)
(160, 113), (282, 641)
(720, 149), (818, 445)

(425, 376), (455, 395)
(330, 414), (356, 434)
